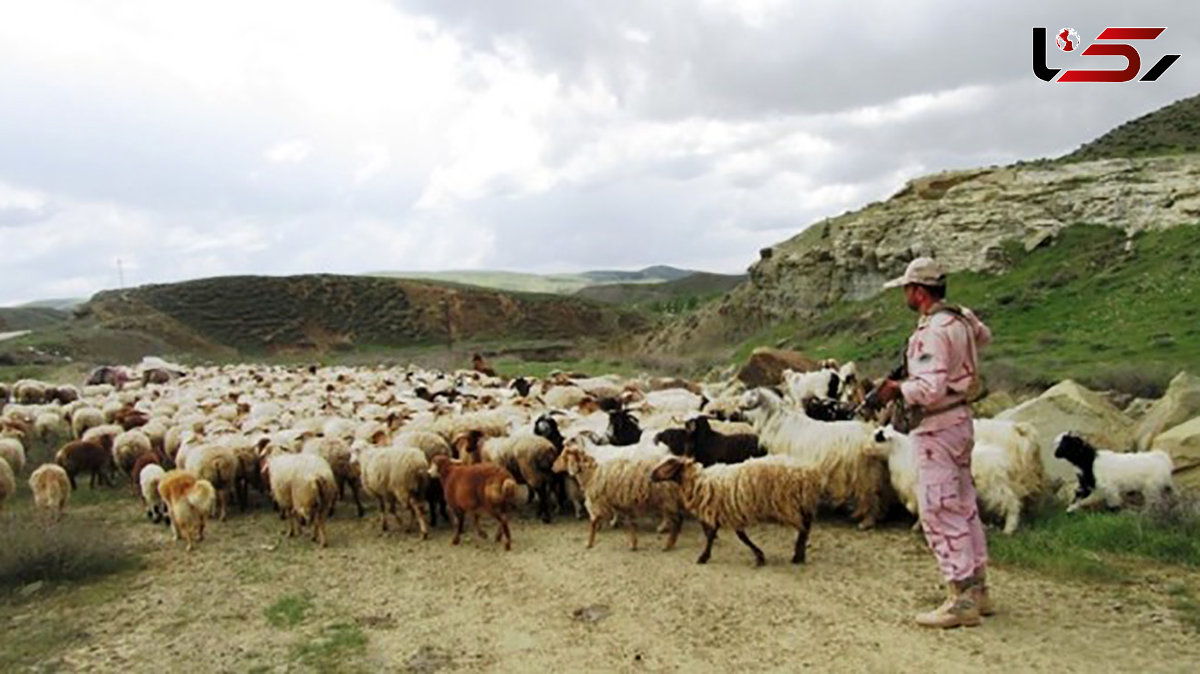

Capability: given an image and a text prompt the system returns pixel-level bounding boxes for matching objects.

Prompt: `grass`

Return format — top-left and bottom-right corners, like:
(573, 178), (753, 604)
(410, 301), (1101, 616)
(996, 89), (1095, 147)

(990, 506), (1200, 582)
(290, 622), (368, 672)
(731, 223), (1200, 394)
(0, 515), (142, 592)
(265, 592), (314, 628)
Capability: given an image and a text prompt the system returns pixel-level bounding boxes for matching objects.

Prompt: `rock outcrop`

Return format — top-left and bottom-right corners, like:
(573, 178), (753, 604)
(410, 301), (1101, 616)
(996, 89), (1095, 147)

(1150, 416), (1200, 490)
(1134, 372), (1200, 451)
(646, 154), (1200, 352)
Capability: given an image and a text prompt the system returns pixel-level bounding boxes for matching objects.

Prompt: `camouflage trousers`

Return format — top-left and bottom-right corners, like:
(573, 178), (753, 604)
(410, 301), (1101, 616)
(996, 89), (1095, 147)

(915, 419), (988, 582)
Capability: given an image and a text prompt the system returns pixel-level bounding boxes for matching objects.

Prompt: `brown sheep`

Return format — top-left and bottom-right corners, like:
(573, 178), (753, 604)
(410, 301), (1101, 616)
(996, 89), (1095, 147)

(55, 440), (114, 489)
(428, 455), (520, 550)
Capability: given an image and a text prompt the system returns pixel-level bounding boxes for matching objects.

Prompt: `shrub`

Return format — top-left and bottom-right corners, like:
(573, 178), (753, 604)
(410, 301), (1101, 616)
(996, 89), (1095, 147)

(0, 516), (141, 592)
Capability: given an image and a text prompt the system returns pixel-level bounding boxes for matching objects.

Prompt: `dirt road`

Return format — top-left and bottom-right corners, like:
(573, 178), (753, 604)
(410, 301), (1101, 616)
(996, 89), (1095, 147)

(5, 498), (1199, 673)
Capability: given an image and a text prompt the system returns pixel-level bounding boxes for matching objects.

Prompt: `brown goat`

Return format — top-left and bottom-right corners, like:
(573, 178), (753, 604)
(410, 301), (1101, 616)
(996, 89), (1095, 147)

(472, 353), (497, 378)
(55, 440), (115, 489)
(429, 455), (520, 551)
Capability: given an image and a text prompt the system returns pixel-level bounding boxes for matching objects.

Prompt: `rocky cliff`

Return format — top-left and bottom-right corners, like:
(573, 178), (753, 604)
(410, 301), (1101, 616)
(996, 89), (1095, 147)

(644, 154), (1200, 353)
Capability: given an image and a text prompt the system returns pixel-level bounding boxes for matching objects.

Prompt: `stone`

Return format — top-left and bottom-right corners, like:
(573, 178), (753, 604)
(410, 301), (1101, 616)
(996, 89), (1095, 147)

(997, 380), (1136, 482)
(1149, 415), (1200, 491)
(1134, 372), (1200, 451)
(737, 348), (820, 387)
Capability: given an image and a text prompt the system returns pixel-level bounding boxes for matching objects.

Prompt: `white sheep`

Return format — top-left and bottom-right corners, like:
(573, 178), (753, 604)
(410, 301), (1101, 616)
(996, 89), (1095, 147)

(869, 426), (1043, 534)
(267, 452), (338, 547)
(781, 368), (840, 406)
(351, 444), (430, 538)
(650, 454), (821, 567)
(139, 463), (168, 523)
(112, 429), (154, 476)
(1053, 432), (1174, 512)
(739, 388), (888, 529)
(71, 407), (105, 440)
(29, 463), (71, 520)
(36, 410), (71, 447)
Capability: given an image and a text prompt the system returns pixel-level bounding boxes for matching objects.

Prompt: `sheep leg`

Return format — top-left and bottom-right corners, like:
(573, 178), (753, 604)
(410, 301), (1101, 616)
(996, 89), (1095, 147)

(494, 511), (512, 551)
(407, 495), (429, 540)
(68, 472), (77, 491)
(735, 530), (766, 567)
(587, 516), (600, 549)
(472, 513), (488, 540)
(350, 480), (365, 518)
(662, 513), (681, 552)
(451, 508), (465, 546)
(536, 484), (553, 523)
(792, 512), (813, 564)
(377, 497), (389, 532)
(697, 523), (718, 564)
(626, 516), (639, 551)
(313, 511), (327, 548)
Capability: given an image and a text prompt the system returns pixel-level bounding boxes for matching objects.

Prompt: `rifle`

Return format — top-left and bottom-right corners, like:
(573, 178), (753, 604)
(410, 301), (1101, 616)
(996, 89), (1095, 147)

(857, 348), (908, 418)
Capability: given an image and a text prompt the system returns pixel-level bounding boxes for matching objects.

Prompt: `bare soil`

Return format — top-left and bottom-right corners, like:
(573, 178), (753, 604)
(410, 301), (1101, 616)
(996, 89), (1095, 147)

(4, 495), (1200, 673)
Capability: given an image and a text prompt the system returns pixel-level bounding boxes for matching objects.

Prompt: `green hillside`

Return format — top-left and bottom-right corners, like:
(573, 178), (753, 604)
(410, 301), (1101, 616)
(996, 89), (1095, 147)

(1062, 94), (1200, 162)
(733, 223), (1200, 396)
(0, 307), (71, 332)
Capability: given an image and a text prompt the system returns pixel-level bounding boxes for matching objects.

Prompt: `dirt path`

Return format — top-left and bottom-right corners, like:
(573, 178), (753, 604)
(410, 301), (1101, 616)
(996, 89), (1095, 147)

(5, 497), (1200, 673)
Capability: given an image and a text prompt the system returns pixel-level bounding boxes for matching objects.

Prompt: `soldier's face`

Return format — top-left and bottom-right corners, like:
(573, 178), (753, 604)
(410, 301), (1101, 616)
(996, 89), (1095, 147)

(903, 284), (921, 311)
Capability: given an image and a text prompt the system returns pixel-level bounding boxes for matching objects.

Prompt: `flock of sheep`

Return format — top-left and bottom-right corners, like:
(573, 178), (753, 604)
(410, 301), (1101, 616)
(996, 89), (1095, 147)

(0, 358), (1177, 566)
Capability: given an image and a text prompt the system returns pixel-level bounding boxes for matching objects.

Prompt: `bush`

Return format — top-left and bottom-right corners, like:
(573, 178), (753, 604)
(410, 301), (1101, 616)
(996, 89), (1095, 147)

(0, 516), (141, 592)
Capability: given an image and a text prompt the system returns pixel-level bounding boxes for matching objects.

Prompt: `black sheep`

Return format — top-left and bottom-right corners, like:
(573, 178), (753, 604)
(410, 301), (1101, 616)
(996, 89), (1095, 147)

(683, 416), (764, 467)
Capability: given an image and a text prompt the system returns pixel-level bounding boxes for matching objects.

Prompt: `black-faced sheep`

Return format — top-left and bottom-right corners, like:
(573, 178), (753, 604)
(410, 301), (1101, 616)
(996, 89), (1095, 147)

(1053, 432), (1174, 512)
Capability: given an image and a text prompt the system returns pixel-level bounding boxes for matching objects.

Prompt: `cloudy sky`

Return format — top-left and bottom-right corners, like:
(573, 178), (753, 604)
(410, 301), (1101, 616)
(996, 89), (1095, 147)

(0, 1), (1196, 305)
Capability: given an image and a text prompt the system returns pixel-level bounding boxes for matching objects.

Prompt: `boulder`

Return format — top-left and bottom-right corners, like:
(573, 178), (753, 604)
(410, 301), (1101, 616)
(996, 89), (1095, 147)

(1124, 397), (1157, 422)
(737, 348), (820, 388)
(971, 391), (1018, 419)
(1134, 372), (1200, 451)
(997, 380), (1135, 483)
(1150, 415), (1200, 491)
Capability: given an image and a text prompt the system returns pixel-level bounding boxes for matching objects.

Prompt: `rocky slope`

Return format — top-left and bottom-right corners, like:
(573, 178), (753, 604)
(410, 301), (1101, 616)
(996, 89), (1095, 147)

(644, 154), (1200, 353)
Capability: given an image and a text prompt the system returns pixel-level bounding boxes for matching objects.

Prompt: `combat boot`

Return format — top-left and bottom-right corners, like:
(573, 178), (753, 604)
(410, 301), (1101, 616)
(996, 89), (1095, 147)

(970, 571), (995, 616)
(915, 581), (981, 629)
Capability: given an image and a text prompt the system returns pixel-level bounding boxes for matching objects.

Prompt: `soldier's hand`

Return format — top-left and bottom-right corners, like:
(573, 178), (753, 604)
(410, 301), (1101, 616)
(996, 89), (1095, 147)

(875, 379), (902, 404)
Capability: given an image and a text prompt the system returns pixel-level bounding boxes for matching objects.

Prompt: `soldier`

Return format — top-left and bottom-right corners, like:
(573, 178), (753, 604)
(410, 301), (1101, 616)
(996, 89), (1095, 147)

(874, 257), (993, 629)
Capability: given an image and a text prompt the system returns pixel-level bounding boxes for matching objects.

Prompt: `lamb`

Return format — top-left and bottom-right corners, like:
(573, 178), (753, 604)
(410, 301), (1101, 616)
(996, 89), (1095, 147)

(739, 388), (889, 529)
(157, 470), (217, 551)
(35, 410), (71, 447)
(550, 442), (683, 552)
(267, 452), (339, 547)
(13, 379), (48, 405)
(452, 430), (559, 523)
(429, 455), (522, 550)
(681, 415), (765, 467)
(28, 463), (71, 520)
(139, 463), (168, 523)
(1053, 432), (1174, 513)
(351, 444), (430, 539)
(651, 455), (820, 567)
(0, 457), (14, 513)
(55, 440), (114, 489)
(130, 451), (165, 497)
(0, 435), (26, 475)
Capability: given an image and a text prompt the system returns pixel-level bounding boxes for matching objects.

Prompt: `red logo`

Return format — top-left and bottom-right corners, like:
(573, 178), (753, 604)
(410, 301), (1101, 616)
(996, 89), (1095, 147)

(1033, 27), (1180, 82)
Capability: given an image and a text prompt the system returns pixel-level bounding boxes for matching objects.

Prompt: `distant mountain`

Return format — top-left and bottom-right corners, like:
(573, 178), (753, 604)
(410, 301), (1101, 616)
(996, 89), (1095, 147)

(0, 306), (71, 332)
(20, 298), (85, 311)
(575, 272), (747, 311)
(369, 265), (702, 295)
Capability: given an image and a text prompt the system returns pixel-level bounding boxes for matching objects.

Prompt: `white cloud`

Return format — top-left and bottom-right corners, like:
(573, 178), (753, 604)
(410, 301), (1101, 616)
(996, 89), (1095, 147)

(264, 140), (312, 165)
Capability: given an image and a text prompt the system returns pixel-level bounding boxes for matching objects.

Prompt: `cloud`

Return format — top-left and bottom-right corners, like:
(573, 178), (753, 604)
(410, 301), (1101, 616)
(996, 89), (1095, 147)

(0, 0), (1198, 305)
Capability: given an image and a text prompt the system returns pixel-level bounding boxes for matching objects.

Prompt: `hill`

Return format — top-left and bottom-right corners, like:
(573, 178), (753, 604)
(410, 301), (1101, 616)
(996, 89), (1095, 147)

(368, 265), (699, 295)
(1062, 93), (1200, 162)
(0, 307), (70, 332)
(0, 275), (646, 367)
(727, 223), (1200, 395)
(575, 272), (747, 313)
